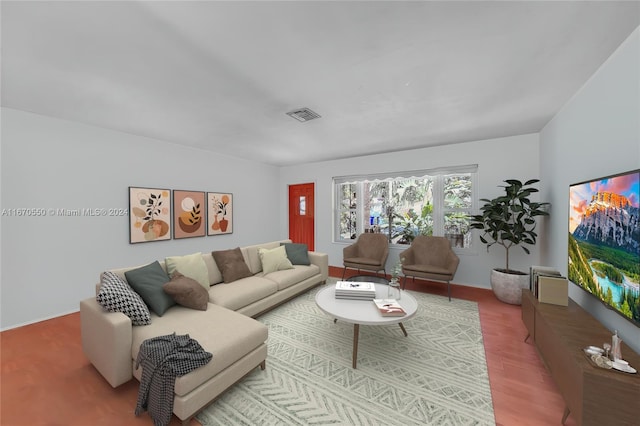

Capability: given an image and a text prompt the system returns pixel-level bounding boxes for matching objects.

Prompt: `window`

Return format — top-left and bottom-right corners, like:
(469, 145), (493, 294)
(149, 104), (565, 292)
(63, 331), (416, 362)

(334, 165), (477, 249)
(299, 196), (306, 215)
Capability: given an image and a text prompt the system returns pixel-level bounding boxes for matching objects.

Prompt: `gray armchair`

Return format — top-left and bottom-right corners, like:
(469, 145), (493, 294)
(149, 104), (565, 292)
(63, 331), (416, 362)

(342, 233), (389, 279)
(400, 236), (459, 301)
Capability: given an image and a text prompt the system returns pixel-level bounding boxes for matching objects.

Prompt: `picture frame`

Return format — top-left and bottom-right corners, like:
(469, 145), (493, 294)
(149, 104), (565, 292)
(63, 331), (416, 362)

(173, 190), (206, 239)
(129, 187), (172, 243)
(207, 192), (233, 235)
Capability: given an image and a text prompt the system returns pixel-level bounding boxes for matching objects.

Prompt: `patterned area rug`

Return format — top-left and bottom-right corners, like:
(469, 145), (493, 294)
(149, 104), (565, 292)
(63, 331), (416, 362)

(197, 282), (495, 425)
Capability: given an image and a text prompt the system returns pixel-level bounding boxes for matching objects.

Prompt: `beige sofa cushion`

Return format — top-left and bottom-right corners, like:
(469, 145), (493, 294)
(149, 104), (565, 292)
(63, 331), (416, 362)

(202, 253), (222, 285)
(208, 276), (278, 311)
(131, 304), (268, 397)
(241, 240), (290, 274)
(260, 264), (320, 291)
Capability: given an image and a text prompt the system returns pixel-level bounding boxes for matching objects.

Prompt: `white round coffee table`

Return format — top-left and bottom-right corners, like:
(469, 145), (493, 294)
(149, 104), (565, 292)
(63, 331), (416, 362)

(315, 282), (418, 368)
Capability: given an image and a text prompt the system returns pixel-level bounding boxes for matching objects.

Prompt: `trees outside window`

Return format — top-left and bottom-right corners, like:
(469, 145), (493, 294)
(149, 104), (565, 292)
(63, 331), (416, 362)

(335, 167), (476, 249)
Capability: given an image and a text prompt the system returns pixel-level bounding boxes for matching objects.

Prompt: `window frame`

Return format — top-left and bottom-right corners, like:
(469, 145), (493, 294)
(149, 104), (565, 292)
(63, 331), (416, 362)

(333, 165), (478, 252)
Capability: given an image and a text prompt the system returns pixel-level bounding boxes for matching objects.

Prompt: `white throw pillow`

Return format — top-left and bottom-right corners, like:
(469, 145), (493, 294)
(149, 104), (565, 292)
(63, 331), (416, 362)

(258, 245), (294, 274)
(165, 252), (210, 289)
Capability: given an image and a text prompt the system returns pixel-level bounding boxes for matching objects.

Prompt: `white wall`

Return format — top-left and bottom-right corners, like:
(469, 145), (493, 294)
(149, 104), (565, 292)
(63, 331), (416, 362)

(279, 133), (543, 289)
(0, 108), (281, 329)
(540, 28), (640, 353)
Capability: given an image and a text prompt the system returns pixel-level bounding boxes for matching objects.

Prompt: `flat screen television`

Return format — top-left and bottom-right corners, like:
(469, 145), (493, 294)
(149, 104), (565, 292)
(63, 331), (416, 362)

(568, 169), (640, 327)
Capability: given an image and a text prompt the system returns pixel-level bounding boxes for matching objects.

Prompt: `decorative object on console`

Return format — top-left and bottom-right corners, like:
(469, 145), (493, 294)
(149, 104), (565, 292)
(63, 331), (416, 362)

(568, 169), (639, 327)
(529, 265), (562, 297)
(537, 276), (568, 306)
(468, 179), (549, 304)
(129, 187), (171, 243)
(611, 330), (622, 361)
(207, 192), (233, 235)
(172, 190), (205, 239)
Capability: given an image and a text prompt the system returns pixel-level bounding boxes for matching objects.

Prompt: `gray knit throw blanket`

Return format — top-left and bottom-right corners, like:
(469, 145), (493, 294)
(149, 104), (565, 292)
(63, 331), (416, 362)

(135, 333), (212, 426)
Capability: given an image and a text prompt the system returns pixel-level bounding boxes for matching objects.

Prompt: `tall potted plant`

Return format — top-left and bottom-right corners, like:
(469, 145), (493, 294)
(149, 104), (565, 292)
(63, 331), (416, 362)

(469, 179), (549, 304)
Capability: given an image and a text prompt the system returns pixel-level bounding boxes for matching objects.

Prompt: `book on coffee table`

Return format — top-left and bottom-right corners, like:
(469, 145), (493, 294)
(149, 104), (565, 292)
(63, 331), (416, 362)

(372, 299), (406, 316)
(335, 281), (376, 300)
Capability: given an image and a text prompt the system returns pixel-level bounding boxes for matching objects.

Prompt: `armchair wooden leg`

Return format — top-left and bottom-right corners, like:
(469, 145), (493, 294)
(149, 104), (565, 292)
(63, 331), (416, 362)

(447, 281), (451, 301)
(342, 267), (347, 279)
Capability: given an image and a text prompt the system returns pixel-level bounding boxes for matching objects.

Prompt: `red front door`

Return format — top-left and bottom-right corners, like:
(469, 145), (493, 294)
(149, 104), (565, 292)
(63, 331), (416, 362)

(288, 183), (314, 251)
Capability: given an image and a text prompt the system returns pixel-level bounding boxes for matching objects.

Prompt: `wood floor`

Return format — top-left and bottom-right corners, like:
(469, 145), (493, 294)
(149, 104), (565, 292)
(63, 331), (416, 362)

(1, 276), (576, 426)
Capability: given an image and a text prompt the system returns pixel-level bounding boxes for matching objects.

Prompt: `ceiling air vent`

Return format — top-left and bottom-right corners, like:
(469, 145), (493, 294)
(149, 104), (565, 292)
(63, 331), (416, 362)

(286, 107), (321, 122)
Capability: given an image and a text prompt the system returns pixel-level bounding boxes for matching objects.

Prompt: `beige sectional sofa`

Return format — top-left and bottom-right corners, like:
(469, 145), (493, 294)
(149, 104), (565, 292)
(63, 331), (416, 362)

(80, 239), (328, 425)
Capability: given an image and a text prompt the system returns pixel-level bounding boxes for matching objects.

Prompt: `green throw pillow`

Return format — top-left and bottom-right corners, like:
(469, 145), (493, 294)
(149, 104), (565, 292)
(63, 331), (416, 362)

(281, 242), (311, 265)
(124, 261), (174, 316)
(165, 252), (210, 289)
(259, 245), (294, 274)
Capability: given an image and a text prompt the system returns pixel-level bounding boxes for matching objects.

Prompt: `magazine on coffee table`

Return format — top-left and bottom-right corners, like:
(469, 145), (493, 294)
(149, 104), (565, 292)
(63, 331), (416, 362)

(372, 299), (406, 316)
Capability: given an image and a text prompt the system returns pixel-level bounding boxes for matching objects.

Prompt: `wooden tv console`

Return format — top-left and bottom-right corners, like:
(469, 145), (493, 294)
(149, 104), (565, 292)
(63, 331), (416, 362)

(521, 290), (640, 426)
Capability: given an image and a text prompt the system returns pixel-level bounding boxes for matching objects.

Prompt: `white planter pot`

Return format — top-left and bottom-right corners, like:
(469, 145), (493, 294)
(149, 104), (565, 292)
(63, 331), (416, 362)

(490, 269), (529, 305)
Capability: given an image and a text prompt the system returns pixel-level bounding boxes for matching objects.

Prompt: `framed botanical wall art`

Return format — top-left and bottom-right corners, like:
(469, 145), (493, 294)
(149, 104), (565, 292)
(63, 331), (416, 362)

(207, 192), (233, 235)
(173, 190), (206, 239)
(129, 187), (171, 243)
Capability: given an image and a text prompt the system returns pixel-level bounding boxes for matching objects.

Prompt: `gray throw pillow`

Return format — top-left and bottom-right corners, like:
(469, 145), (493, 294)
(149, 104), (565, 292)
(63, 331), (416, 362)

(124, 261), (175, 316)
(163, 272), (208, 311)
(281, 242), (311, 265)
(97, 271), (151, 326)
(211, 247), (252, 283)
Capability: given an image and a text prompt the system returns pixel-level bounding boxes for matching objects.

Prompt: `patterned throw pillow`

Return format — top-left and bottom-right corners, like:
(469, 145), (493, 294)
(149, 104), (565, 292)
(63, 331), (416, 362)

(97, 271), (151, 326)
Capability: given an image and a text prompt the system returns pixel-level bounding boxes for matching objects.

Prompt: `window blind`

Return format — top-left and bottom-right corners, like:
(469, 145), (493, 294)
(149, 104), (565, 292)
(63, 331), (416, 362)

(333, 164), (478, 185)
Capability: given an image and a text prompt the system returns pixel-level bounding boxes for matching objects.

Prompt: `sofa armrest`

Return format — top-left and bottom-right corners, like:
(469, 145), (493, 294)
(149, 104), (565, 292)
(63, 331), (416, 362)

(308, 251), (329, 282)
(80, 298), (133, 387)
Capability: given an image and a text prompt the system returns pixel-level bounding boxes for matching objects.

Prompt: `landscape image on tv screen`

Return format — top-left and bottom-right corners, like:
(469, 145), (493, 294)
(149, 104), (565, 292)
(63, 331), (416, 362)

(568, 169), (640, 327)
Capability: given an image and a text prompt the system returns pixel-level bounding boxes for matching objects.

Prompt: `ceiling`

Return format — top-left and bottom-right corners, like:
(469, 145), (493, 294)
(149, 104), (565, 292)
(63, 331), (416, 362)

(2, 1), (639, 167)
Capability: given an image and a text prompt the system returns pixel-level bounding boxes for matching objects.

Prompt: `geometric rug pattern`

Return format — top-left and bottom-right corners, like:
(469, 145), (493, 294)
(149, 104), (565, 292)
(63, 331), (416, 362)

(197, 282), (495, 425)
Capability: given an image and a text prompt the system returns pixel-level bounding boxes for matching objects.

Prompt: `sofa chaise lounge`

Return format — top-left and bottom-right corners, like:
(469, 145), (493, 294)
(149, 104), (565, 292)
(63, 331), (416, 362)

(80, 239), (328, 424)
